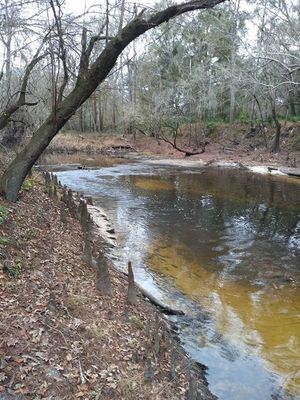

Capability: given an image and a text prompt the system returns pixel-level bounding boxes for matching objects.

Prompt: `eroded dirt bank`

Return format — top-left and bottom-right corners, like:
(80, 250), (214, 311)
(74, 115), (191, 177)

(46, 126), (299, 170)
(0, 175), (215, 399)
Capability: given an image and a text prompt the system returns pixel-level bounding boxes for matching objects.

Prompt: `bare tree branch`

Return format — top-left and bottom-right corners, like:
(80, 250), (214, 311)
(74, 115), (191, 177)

(50, 0), (69, 104)
(0, 43), (48, 131)
(0, 0), (226, 201)
(160, 123), (206, 156)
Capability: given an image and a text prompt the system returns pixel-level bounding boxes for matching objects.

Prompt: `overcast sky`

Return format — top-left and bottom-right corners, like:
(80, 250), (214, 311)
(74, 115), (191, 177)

(64, 0), (155, 15)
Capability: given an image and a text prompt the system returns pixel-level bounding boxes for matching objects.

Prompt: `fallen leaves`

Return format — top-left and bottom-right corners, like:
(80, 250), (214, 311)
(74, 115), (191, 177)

(0, 182), (192, 399)
(0, 372), (7, 382)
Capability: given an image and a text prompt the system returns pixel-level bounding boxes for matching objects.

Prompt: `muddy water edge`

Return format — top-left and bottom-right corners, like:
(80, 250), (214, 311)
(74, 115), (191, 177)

(41, 154), (300, 400)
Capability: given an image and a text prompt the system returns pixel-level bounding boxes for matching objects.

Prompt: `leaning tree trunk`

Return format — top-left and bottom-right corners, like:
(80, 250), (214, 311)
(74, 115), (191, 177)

(0, 0), (225, 202)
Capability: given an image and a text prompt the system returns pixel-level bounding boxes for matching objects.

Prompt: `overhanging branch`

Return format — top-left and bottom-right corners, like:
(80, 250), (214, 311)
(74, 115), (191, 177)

(0, 49), (48, 131)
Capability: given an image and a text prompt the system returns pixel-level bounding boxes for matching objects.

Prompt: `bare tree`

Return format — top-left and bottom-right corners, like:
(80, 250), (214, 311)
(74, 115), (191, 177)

(0, 40), (48, 131)
(0, 0), (225, 201)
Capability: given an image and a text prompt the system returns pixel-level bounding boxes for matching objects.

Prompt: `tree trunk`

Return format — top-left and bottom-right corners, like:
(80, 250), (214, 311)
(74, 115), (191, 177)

(288, 92), (296, 117)
(0, 0), (225, 201)
(79, 107), (84, 133)
(4, 0), (12, 100)
(112, 93), (117, 128)
(98, 92), (104, 131)
(229, 86), (236, 123)
(271, 105), (281, 153)
(93, 96), (99, 132)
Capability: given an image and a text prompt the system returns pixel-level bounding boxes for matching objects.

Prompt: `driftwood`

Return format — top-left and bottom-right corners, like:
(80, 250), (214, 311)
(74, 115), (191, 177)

(161, 134), (206, 157)
(135, 282), (184, 316)
(160, 124), (206, 157)
(271, 166), (300, 177)
(110, 144), (135, 151)
(113, 267), (184, 316)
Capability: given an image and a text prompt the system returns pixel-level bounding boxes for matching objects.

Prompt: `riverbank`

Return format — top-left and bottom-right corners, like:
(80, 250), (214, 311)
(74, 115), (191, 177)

(0, 175), (215, 399)
(45, 125), (299, 170)
(0, 126), (299, 399)
(41, 131), (300, 181)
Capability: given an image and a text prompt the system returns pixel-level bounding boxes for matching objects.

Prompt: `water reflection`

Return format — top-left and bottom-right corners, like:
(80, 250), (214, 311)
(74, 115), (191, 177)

(38, 153), (127, 170)
(147, 241), (300, 397)
(55, 161), (300, 400)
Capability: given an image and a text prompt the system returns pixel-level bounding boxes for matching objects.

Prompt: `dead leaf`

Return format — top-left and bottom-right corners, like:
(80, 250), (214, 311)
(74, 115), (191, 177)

(6, 337), (18, 347)
(0, 372), (7, 382)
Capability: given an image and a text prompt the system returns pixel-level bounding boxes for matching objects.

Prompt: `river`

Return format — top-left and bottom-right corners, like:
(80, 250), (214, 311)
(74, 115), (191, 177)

(44, 155), (300, 400)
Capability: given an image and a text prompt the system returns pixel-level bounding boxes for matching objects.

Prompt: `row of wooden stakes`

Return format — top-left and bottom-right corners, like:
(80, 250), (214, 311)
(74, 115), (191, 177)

(42, 170), (137, 304)
(42, 171), (207, 396)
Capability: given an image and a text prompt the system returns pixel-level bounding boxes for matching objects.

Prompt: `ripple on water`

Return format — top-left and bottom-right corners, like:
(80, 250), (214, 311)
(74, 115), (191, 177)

(54, 160), (300, 400)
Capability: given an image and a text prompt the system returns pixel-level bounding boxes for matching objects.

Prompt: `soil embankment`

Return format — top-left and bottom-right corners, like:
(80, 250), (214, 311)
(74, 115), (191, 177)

(46, 123), (299, 171)
(0, 175), (215, 399)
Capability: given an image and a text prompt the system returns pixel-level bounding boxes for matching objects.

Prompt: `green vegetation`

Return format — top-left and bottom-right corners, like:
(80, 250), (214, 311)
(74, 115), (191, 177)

(130, 315), (144, 330)
(0, 204), (8, 225)
(205, 118), (227, 134)
(4, 256), (24, 278)
(23, 228), (37, 241)
(22, 178), (34, 191)
(0, 235), (10, 246)
(287, 115), (300, 123)
(235, 112), (250, 124)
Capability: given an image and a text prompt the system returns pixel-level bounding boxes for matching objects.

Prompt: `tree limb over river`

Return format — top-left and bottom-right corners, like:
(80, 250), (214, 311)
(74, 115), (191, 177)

(0, 0), (225, 202)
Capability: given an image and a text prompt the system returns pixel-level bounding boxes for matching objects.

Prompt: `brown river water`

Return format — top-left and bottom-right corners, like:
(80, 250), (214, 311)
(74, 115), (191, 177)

(42, 155), (300, 400)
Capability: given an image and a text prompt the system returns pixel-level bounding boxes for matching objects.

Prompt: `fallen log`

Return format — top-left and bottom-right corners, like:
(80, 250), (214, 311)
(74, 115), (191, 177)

(277, 167), (300, 177)
(135, 282), (184, 316)
(113, 267), (184, 316)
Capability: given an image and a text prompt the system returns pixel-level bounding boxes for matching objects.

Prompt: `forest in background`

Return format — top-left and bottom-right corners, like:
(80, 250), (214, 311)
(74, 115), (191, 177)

(0, 0), (299, 155)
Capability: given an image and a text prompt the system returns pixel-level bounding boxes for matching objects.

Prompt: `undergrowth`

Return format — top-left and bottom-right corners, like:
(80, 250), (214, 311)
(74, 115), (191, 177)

(0, 204), (8, 225)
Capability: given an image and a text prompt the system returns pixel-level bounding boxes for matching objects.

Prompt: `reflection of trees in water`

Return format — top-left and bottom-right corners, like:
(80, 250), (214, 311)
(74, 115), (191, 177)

(82, 166), (299, 396)
(177, 169), (299, 208)
(127, 169), (299, 282)
(105, 168), (300, 396)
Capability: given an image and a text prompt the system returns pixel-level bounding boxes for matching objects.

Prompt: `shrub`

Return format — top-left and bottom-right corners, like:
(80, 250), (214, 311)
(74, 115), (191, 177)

(236, 111), (250, 124)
